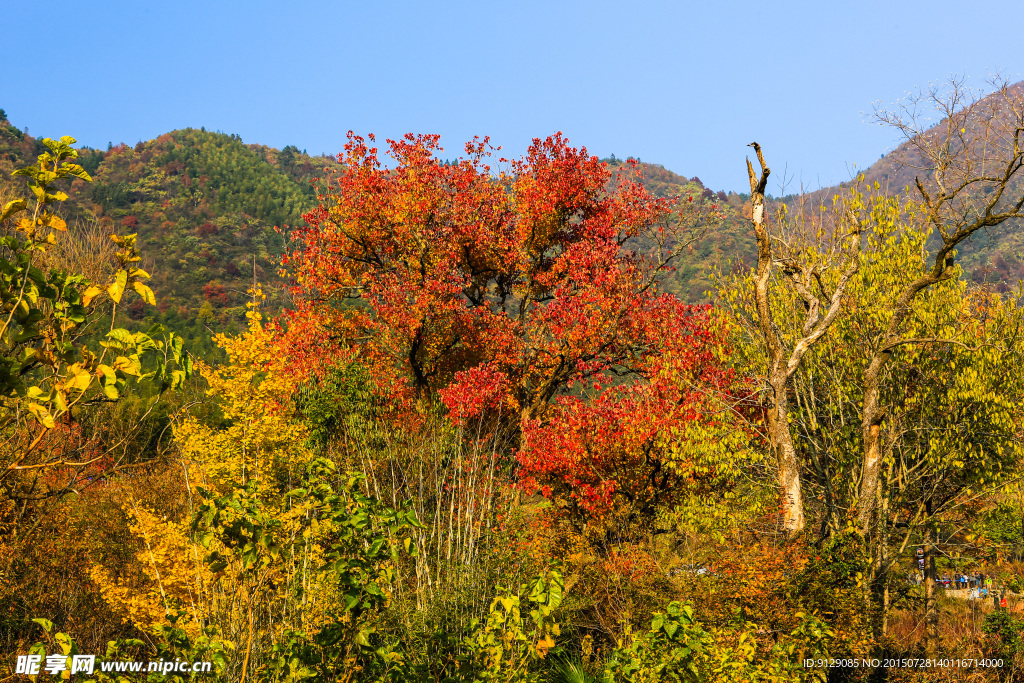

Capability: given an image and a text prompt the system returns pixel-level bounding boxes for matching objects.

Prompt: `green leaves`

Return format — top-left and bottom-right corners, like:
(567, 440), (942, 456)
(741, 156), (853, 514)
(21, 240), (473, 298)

(187, 462), (422, 681)
(0, 135), (193, 439)
(451, 568), (566, 678)
(603, 599), (835, 682)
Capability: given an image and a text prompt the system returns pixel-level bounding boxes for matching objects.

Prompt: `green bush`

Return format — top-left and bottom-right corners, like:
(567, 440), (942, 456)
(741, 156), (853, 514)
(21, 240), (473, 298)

(602, 602), (833, 683)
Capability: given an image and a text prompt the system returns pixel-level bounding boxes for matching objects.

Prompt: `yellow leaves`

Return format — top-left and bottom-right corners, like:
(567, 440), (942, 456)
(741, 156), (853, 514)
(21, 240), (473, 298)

(107, 270), (127, 304)
(84, 236), (155, 309)
(10, 212), (67, 243)
(82, 285), (103, 306)
(52, 389), (68, 413)
(86, 265), (155, 308)
(113, 355), (141, 377)
(34, 187), (68, 203)
(133, 281), (156, 305)
(96, 364), (116, 384)
(41, 212), (66, 231)
(91, 505), (213, 638)
(26, 401), (55, 429)
(535, 633), (555, 658)
(176, 303), (312, 497)
(245, 285), (266, 322)
(15, 217), (35, 235)
(63, 364), (93, 392)
(0, 198), (27, 222)
(111, 233), (142, 261)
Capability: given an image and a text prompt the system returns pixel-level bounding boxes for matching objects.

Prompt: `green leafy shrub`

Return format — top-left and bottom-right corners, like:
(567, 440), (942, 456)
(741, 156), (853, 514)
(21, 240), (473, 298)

(378, 569), (565, 683)
(982, 610), (1024, 663)
(602, 602), (833, 683)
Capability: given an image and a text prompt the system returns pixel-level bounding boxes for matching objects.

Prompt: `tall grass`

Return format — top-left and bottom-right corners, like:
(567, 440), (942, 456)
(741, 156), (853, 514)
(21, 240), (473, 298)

(337, 411), (533, 639)
(885, 596), (1024, 682)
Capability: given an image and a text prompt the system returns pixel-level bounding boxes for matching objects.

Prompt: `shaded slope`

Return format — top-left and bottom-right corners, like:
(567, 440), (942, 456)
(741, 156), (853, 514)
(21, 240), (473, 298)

(606, 158), (755, 302)
(810, 81), (1024, 292)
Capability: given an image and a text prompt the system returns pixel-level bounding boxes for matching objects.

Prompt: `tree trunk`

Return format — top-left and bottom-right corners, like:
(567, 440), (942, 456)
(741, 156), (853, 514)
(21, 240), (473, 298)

(882, 579), (890, 639)
(746, 146), (805, 536)
(876, 490), (891, 640)
(924, 503), (938, 658)
(743, 144), (860, 537)
(858, 355), (888, 533)
(769, 371), (804, 533)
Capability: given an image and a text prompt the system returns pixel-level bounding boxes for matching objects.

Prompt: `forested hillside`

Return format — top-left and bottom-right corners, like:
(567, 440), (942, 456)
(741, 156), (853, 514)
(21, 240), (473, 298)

(1, 110), (752, 341)
(805, 80), (1024, 292)
(604, 158), (755, 300)
(0, 113), (337, 356)
(6, 82), (1022, 334)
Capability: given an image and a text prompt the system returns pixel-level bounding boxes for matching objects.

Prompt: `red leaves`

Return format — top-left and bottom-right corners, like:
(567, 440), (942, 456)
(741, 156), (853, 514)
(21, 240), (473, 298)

(517, 303), (734, 520)
(202, 283), (230, 306)
(284, 132), (670, 416)
(197, 221), (218, 237)
(281, 130), (729, 517)
(439, 363), (512, 421)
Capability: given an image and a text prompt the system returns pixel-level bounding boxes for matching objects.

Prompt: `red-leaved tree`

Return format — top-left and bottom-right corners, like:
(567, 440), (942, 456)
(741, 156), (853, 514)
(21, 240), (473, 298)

(282, 131), (728, 521)
(516, 298), (737, 526)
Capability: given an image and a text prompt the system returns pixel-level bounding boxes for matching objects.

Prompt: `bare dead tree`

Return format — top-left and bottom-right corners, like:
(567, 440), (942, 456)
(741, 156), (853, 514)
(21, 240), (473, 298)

(742, 143), (863, 534)
(36, 216), (119, 285)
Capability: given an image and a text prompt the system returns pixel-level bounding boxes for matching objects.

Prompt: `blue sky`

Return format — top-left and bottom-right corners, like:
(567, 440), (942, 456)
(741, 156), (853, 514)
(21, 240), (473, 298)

(5, 0), (1021, 192)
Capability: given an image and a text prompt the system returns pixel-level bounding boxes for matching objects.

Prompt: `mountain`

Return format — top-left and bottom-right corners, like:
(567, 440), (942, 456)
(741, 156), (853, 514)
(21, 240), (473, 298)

(0, 114), (338, 355)
(83, 130), (331, 313)
(1, 113), (751, 348)
(805, 81), (1024, 292)
(604, 158), (755, 301)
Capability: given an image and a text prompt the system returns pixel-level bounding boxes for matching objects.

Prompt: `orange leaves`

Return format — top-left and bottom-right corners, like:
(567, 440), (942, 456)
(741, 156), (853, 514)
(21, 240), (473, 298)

(516, 301), (738, 523)
(281, 131), (724, 498)
(705, 542), (812, 629)
(600, 545), (661, 582)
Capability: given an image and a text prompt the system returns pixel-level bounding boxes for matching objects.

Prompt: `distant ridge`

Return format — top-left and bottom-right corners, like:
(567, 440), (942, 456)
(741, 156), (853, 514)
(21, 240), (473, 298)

(803, 80), (1024, 291)
(0, 118), (338, 353)
(3, 87), (1023, 357)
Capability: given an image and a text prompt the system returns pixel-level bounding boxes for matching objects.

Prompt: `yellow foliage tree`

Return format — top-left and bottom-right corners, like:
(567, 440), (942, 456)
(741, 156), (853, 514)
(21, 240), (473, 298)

(89, 292), (406, 680)
(176, 288), (312, 498)
(90, 504), (213, 638)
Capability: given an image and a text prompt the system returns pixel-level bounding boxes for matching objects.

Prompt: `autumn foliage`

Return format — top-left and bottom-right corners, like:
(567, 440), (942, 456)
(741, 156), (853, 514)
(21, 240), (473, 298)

(9, 94), (1024, 682)
(285, 132), (717, 416)
(516, 301), (736, 520)
(282, 132), (729, 522)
